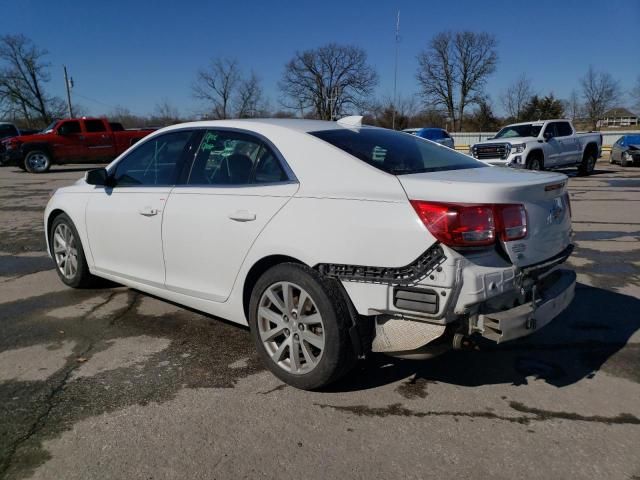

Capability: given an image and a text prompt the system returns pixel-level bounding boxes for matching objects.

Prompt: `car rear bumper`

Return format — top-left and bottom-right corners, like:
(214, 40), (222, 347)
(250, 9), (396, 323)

(477, 268), (576, 343)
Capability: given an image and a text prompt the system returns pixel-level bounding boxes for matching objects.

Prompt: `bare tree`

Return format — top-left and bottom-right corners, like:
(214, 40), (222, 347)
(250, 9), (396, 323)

(153, 98), (181, 126)
(0, 34), (63, 127)
(416, 31), (497, 131)
(500, 74), (533, 121)
(367, 94), (418, 130)
(580, 66), (621, 129)
(564, 89), (583, 122)
(631, 76), (640, 112)
(279, 43), (378, 120)
(192, 58), (241, 119)
(236, 72), (265, 118)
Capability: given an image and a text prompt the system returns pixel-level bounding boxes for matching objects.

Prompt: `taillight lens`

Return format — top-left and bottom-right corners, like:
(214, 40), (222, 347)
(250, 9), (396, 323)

(410, 201), (528, 247)
(563, 193), (572, 218)
(410, 201), (495, 247)
(496, 204), (527, 241)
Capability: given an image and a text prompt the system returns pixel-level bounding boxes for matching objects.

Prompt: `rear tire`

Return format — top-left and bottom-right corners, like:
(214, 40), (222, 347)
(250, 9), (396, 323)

(49, 213), (97, 288)
(578, 151), (596, 176)
(248, 263), (356, 390)
(24, 150), (51, 173)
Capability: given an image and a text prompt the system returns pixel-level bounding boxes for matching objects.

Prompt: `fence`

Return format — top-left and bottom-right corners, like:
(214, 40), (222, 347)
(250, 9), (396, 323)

(450, 130), (637, 153)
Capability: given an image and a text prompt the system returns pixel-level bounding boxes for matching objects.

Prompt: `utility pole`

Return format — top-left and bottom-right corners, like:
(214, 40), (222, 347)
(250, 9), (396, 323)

(391, 10), (400, 130)
(63, 65), (74, 118)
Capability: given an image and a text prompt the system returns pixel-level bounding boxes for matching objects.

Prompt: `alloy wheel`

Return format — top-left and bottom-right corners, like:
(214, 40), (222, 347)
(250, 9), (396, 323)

(257, 281), (325, 375)
(27, 152), (49, 172)
(53, 223), (78, 280)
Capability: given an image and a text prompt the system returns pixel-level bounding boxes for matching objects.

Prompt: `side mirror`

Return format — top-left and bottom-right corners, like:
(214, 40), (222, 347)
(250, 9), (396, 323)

(85, 168), (111, 187)
(543, 131), (553, 141)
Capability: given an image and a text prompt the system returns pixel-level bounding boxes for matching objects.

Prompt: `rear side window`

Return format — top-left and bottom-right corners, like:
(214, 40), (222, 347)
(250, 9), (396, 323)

(58, 121), (81, 134)
(112, 131), (195, 186)
(85, 120), (107, 132)
(310, 128), (485, 174)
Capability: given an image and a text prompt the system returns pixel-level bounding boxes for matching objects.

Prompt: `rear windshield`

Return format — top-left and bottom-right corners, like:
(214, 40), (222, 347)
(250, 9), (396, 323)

(495, 124), (542, 138)
(310, 128), (485, 175)
(418, 128), (445, 140)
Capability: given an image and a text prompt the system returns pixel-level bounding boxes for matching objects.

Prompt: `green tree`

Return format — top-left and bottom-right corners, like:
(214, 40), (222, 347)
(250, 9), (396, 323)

(521, 94), (565, 121)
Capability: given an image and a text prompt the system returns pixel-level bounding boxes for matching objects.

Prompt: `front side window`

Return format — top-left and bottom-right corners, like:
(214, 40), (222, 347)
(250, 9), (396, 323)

(187, 130), (287, 185)
(112, 131), (194, 186)
(556, 122), (573, 137)
(311, 128), (485, 175)
(85, 120), (107, 132)
(543, 123), (557, 138)
(58, 121), (81, 135)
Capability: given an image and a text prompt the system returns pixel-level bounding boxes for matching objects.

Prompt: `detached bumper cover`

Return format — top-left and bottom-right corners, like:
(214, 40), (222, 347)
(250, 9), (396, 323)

(479, 269), (576, 343)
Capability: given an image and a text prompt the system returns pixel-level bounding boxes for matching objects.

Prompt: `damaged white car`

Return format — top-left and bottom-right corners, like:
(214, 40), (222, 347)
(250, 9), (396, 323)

(44, 117), (576, 390)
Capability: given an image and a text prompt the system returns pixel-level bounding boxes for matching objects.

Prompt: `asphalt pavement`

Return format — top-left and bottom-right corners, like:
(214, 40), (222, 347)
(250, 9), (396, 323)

(0, 160), (639, 480)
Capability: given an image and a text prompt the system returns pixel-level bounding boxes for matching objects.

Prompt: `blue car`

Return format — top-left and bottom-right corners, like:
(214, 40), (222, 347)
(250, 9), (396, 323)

(404, 128), (455, 149)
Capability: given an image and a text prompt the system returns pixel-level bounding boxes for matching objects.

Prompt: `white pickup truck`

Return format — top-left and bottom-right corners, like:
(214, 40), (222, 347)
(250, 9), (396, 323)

(470, 119), (602, 175)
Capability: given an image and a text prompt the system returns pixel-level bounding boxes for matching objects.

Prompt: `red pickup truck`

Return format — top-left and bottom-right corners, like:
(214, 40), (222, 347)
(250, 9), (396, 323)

(0, 117), (155, 173)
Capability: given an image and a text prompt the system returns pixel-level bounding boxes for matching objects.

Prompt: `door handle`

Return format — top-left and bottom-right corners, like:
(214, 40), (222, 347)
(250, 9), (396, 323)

(228, 210), (256, 222)
(139, 206), (160, 217)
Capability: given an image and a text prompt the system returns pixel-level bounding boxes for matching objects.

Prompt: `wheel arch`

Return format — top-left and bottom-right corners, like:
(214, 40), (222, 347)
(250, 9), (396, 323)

(46, 208), (67, 255)
(526, 148), (544, 163)
(583, 142), (599, 160)
(22, 142), (55, 161)
(242, 254), (307, 320)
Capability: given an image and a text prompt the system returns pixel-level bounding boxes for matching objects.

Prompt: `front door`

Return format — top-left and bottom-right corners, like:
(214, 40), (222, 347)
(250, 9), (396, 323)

(53, 120), (86, 162)
(85, 130), (197, 286)
(543, 122), (562, 167)
(162, 129), (298, 302)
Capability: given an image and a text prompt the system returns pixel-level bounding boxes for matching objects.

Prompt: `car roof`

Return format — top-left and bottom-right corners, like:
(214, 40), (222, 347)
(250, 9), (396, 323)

(159, 118), (377, 134)
(506, 119), (570, 127)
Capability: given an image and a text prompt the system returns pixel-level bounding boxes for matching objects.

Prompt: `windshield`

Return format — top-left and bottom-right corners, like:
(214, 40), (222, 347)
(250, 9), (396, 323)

(42, 120), (59, 133)
(624, 135), (640, 145)
(310, 128), (485, 175)
(495, 124), (542, 139)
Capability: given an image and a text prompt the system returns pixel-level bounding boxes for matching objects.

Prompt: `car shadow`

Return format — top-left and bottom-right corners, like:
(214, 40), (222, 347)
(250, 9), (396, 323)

(328, 283), (640, 393)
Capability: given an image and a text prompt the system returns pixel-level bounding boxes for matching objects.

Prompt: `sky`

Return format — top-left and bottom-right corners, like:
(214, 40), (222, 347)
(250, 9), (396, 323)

(1, 0), (639, 118)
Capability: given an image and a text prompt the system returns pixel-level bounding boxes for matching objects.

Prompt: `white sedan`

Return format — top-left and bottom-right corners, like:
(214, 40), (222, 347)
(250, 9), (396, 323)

(45, 117), (576, 390)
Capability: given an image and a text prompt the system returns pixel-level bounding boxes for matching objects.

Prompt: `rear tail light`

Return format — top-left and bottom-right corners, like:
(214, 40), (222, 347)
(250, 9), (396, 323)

(495, 204), (527, 241)
(563, 192), (572, 218)
(410, 200), (528, 248)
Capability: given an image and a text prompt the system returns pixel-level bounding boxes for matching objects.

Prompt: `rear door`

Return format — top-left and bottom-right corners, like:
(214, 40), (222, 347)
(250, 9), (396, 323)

(162, 129), (298, 302)
(83, 119), (116, 162)
(555, 121), (580, 164)
(85, 130), (198, 285)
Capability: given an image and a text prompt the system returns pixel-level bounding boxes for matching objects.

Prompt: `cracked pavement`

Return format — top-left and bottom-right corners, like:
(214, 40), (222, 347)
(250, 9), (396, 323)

(1, 161), (639, 479)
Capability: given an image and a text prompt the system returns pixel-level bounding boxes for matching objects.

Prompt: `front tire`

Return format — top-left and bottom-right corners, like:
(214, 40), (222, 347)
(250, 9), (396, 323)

(50, 214), (97, 288)
(24, 150), (51, 173)
(527, 154), (544, 171)
(248, 263), (355, 390)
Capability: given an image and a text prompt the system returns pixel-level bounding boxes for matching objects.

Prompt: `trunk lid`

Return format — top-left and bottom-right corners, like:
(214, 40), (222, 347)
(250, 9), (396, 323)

(398, 167), (572, 267)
